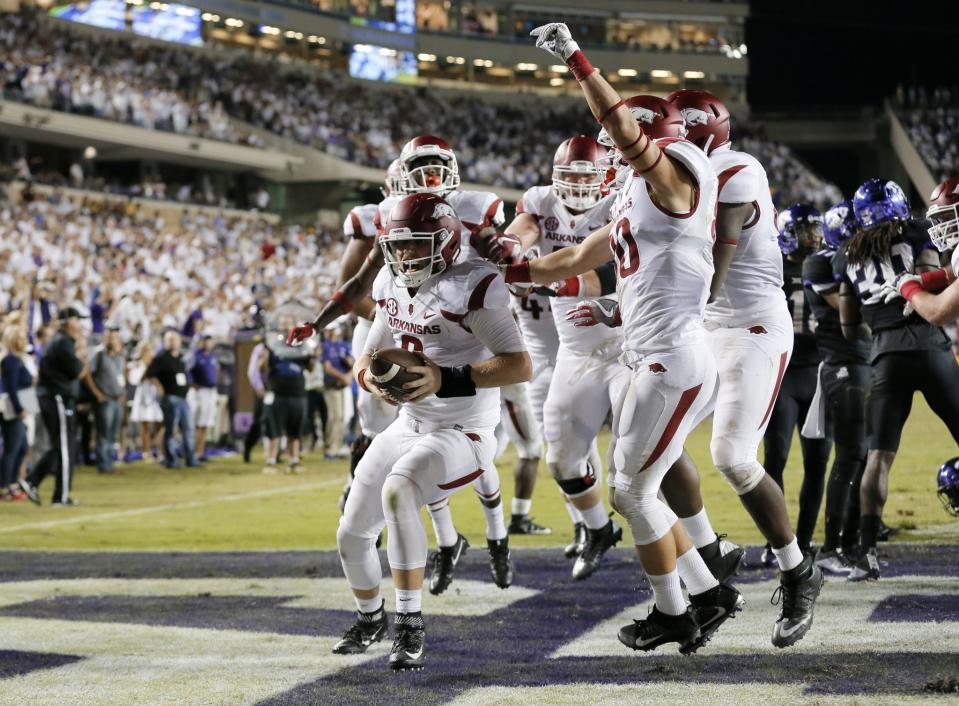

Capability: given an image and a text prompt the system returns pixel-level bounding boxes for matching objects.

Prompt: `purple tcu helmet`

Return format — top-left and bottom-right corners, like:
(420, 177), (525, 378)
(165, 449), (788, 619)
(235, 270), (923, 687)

(853, 178), (910, 228)
(778, 203), (823, 255)
(822, 199), (857, 249)
(938, 458), (959, 517)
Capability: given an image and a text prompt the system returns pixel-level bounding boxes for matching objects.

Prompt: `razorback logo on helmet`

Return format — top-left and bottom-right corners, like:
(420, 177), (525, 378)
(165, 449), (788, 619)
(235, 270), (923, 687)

(681, 107), (710, 126)
(432, 203), (456, 220)
(632, 107), (657, 125)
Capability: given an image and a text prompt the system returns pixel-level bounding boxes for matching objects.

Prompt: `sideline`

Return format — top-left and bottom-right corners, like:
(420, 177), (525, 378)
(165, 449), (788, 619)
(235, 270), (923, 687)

(0, 478), (343, 534)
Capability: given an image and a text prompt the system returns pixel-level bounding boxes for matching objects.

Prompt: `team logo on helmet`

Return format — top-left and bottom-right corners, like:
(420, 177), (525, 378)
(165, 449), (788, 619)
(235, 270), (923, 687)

(825, 205), (849, 230)
(544, 216), (560, 232)
(681, 107), (710, 126)
(386, 298), (399, 316)
(431, 203), (456, 220)
(631, 107), (657, 124)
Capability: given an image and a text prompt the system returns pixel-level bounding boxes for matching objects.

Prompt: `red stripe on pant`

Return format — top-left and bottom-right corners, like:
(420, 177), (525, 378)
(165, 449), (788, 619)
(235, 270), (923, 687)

(757, 351), (789, 430)
(504, 399), (527, 441)
(639, 384), (702, 472)
(438, 468), (485, 490)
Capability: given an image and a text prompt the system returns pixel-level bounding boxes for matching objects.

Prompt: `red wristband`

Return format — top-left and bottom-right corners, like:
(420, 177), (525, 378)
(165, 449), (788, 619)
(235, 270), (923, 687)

(357, 368), (369, 392)
(920, 268), (950, 292)
(505, 261), (531, 284)
(566, 50), (595, 82)
(331, 290), (353, 314)
(558, 276), (581, 297)
(900, 280), (924, 302)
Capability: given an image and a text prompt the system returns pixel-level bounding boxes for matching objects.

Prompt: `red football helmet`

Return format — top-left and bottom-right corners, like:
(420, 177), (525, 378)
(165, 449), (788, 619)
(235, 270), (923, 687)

(927, 177), (959, 252)
(552, 136), (608, 211)
(398, 135), (460, 195)
(380, 193), (461, 287)
(597, 96), (685, 192)
(666, 89), (730, 155)
(382, 159), (405, 198)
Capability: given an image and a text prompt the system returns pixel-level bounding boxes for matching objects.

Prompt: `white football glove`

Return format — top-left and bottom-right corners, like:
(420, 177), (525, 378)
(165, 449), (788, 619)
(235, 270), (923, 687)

(882, 272), (921, 315)
(529, 23), (580, 61)
(565, 298), (621, 328)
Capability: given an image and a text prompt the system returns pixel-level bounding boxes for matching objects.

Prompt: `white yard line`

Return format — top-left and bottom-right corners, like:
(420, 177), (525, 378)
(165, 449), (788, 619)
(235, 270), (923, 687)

(0, 478), (342, 534)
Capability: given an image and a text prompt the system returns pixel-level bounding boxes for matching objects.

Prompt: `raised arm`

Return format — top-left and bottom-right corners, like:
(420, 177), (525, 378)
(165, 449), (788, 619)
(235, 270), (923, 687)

(531, 23), (695, 213)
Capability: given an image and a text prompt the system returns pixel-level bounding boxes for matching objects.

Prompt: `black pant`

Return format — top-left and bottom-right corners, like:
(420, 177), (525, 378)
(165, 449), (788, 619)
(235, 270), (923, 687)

(762, 363), (833, 548)
(27, 394), (77, 503)
(820, 362), (869, 551)
(868, 348), (959, 452)
(307, 389), (328, 441)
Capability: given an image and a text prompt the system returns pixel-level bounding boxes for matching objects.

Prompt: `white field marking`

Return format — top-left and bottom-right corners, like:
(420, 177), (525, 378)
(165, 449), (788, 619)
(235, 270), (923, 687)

(446, 683), (956, 706)
(0, 617), (382, 706)
(0, 478), (343, 534)
(550, 576), (959, 658)
(0, 577), (538, 618)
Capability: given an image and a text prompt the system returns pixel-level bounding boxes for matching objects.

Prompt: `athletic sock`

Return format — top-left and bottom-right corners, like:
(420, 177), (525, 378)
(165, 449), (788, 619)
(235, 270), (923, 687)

(580, 501), (609, 531)
(511, 497), (532, 517)
(676, 547), (720, 596)
(481, 494), (507, 540)
(564, 498), (584, 524)
(680, 508), (716, 549)
(772, 537), (804, 572)
(860, 514), (881, 551)
(428, 500), (458, 548)
(822, 514), (842, 553)
(394, 588), (422, 615)
(355, 595), (383, 615)
(647, 570), (687, 616)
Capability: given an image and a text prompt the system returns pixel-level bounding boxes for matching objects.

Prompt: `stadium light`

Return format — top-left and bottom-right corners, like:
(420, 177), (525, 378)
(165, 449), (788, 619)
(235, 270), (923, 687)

(224, 18), (244, 27)
(650, 69), (672, 78)
(683, 70), (705, 79)
(418, 53), (437, 62)
(549, 65), (568, 73)
(446, 56), (466, 65)
(261, 26), (280, 35)
(516, 63), (537, 71)
(549, 77), (564, 87)
(617, 68), (638, 77)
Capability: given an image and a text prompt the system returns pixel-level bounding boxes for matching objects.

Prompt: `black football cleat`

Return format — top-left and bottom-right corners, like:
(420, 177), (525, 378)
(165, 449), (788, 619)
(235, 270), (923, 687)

(487, 537), (514, 589)
(877, 521), (899, 542)
(758, 543), (777, 569)
(687, 583), (745, 653)
(572, 519), (622, 581)
(428, 533), (469, 595)
(332, 605), (388, 655)
(508, 515), (552, 535)
(564, 522), (587, 558)
(815, 549), (853, 576)
(18, 480), (40, 506)
(847, 548), (880, 582)
(618, 606), (700, 654)
(389, 613), (425, 671)
(697, 534), (745, 584)
(771, 553), (824, 648)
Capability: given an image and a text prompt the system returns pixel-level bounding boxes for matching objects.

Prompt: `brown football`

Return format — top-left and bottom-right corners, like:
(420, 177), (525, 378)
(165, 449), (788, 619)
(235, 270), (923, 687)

(368, 347), (424, 399)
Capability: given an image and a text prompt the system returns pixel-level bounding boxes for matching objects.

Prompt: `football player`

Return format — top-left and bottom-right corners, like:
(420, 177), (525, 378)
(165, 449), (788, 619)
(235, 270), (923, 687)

(763, 205), (832, 559)
(802, 200), (871, 573)
(834, 178), (959, 580)
(662, 90), (823, 645)
(335, 193), (531, 671)
(290, 136), (519, 592)
(881, 177), (959, 326)
(502, 135), (626, 579)
(517, 23), (744, 653)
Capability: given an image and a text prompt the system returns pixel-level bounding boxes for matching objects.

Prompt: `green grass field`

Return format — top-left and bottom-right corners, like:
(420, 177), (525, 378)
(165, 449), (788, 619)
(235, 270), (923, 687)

(2, 397), (957, 552)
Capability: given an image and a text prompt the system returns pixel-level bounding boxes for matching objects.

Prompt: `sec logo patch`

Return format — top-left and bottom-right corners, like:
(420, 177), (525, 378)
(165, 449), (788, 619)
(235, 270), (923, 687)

(544, 216), (560, 232)
(386, 298), (399, 316)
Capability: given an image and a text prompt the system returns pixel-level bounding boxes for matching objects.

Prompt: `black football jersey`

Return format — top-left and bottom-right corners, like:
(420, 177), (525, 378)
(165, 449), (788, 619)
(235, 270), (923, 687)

(832, 218), (950, 360)
(783, 254), (820, 366)
(803, 247), (869, 365)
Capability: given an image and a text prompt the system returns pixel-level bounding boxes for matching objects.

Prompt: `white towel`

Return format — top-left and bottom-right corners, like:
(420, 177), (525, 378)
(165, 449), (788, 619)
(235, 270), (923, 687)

(800, 362), (826, 439)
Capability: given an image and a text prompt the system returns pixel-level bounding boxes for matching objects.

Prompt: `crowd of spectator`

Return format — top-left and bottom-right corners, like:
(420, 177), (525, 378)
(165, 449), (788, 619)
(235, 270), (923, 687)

(0, 182), (351, 502)
(1, 9), (838, 203)
(895, 85), (959, 184)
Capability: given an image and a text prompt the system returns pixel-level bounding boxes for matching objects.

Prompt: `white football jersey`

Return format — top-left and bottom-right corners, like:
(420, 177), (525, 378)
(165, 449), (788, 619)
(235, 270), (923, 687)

(705, 147), (785, 324)
(369, 259), (520, 430)
(376, 189), (505, 263)
(509, 292), (559, 370)
(343, 203), (379, 244)
(518, 186), (619, 355)
(610, 139), (718, 354)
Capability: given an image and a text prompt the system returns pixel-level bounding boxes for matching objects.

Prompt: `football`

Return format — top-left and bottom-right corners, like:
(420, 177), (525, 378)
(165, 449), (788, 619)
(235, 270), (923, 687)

(368, 347), (425, 398)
